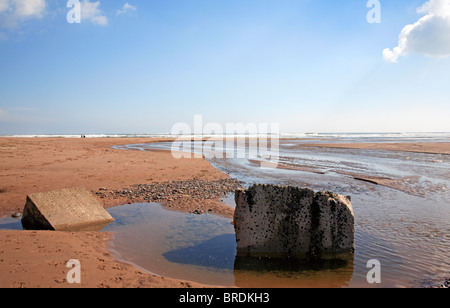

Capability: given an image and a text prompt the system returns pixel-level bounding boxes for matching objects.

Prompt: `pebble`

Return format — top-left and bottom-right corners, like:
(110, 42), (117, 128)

(95, 178), (242, 204)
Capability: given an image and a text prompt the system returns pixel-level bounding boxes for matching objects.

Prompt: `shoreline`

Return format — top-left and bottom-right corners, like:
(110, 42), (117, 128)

(1, 137), (448, 288)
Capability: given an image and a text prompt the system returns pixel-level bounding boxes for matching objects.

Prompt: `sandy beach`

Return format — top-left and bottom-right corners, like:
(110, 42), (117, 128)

(0, 137), (449, 288)
(0, 137), (231, 216)
(0, 137), (232, 288)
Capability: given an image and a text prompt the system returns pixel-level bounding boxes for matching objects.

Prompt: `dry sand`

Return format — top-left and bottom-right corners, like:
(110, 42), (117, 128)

(0, 137), (230, 288)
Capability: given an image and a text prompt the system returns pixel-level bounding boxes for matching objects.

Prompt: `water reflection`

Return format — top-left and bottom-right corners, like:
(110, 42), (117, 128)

(103, 202), (355, 287)
(102, 202), (237, 286)
(162, 232), (354, 288)
(163, 234), (236, 270)
(233, 255), (354, 288)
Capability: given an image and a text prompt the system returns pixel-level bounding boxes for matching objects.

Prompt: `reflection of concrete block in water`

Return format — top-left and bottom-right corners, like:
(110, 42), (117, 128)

(233, 255), (354, 288)
(234, 184), (354, 259)
(22, 187), (114, 231)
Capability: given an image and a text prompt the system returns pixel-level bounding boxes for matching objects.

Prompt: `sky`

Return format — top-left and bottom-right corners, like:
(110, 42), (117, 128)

(0, 0), (449, 134)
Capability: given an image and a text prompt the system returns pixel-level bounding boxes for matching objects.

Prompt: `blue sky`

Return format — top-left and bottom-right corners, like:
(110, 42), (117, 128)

(0, 0), (449, 134)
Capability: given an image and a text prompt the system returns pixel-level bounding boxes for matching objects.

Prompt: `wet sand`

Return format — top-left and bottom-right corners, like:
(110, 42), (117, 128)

(299, 142), (450, 155)
(0, 230), (211, 288)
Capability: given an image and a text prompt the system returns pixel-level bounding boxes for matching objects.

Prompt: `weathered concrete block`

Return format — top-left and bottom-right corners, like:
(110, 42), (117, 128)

(234, 184), (354, 259)
(21, 187), (114, 231)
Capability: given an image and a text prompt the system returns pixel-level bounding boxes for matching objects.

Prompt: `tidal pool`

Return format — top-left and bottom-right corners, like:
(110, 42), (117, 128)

(102, 202), (355, 288)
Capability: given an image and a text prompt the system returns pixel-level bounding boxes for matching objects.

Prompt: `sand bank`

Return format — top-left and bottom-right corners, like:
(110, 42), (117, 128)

(299, 142), (450, 155)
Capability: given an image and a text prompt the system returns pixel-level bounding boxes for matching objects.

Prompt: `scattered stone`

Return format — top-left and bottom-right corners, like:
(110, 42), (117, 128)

(234, 184), (355, 259)
(193, 209), (204, 215)
(94, 178), (242, 204)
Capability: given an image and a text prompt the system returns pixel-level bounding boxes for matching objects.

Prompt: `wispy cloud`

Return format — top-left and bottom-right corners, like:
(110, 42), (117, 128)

(383, 0), (450, 63)
(117, 2), (137, 16)
(0, 0), (9, 13)
(81, 0), (108, 26)
(0, 0), (47, 29)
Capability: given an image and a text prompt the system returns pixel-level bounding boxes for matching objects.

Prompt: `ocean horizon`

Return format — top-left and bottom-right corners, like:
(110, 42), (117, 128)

(2, 132), (450, 140)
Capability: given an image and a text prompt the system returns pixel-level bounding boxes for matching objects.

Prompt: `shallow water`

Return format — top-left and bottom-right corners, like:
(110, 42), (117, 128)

(102, 203), (237, 286)
(113, 138), (449, 288)
(0, 217), (22, 230)
(100, 194), (448, 287)
(102, 202), (356, 288)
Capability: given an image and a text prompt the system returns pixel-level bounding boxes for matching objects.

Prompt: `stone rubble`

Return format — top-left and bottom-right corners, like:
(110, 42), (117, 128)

(94, 178), (243, 205)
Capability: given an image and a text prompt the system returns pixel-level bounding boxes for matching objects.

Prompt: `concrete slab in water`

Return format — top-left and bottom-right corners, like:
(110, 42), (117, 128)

(21, 187), (114, 231)
(234, 184), (354, 259)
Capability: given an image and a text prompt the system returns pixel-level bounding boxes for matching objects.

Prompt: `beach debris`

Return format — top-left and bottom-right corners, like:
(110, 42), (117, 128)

(21, 187), (114, 231)
(11, 212), (22, 219)
(234, 184), (355, 259)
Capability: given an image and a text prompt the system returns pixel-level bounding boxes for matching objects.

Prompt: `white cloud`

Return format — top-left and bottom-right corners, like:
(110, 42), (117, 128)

(0, 0), (47, 28)
(14, 0), (46, 17)
(383, 0), (450, 63)
(81, 0), (108, 26)
(117, 2), (136, 16)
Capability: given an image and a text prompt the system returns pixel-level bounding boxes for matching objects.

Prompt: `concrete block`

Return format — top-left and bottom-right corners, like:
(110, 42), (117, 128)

(234, 184), (354, 259)
(21, 187), (114, 231)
